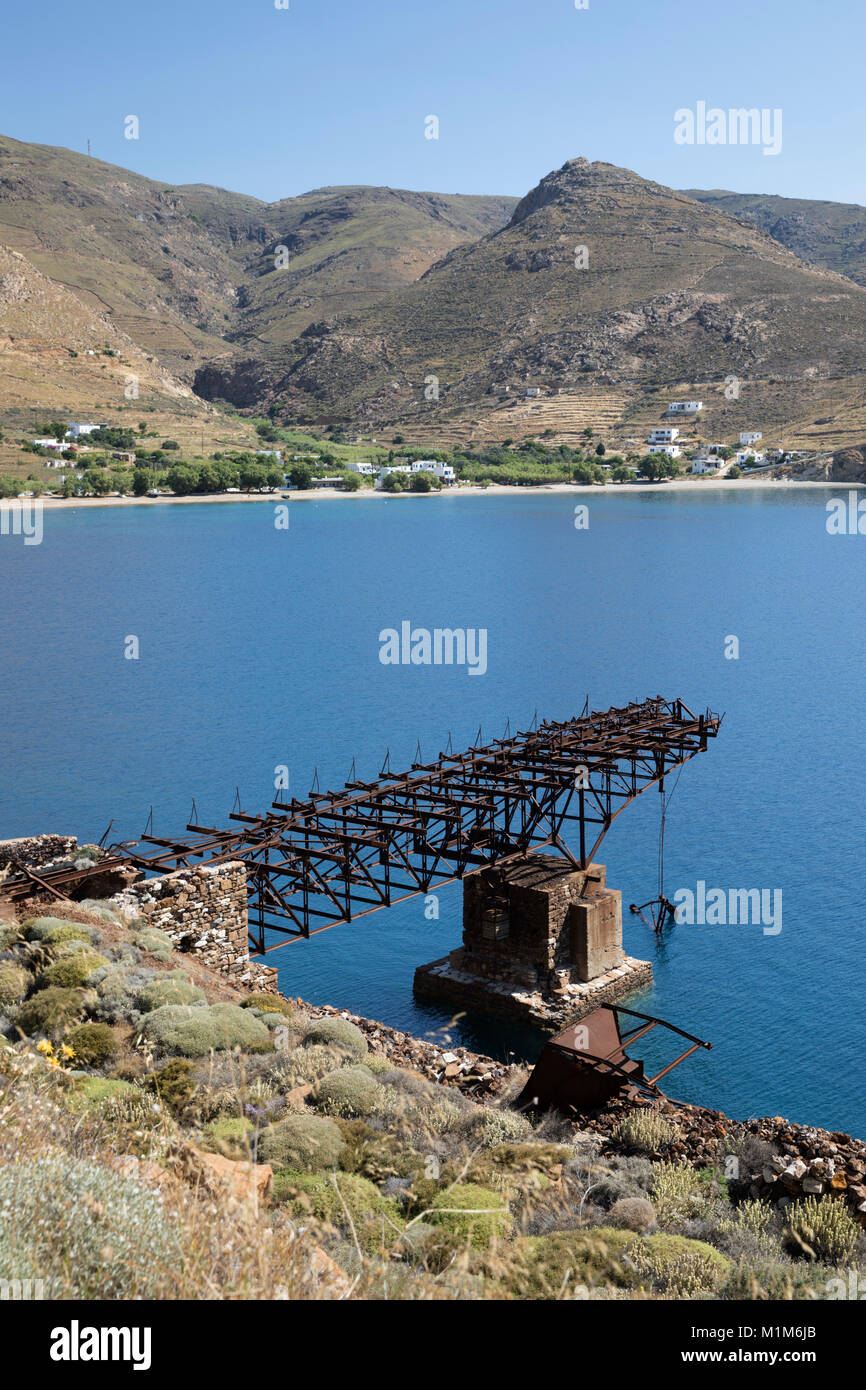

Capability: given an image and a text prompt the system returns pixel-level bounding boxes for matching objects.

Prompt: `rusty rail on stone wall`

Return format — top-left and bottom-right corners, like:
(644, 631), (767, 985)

(96, 695), (722, 955)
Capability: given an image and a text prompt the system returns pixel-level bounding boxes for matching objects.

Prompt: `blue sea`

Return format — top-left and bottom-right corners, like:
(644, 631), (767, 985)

(2, 487), (864, 1134)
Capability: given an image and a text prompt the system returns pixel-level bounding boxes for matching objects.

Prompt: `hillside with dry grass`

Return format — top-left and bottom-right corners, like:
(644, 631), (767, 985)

(1, 888), (864, 1301)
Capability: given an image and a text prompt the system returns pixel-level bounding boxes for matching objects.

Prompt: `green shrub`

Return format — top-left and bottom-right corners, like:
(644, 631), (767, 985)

(258, 1114), (345, 1171)
(138, 1002), (273, 1057)
(611, 1109), (678, 1154)
(504, 1227), (633, 1298)
(786, 1195), (859, 1265)
(467, 1108), (532, 1149)
(41, 951), (108, 990)
(272, 1170), (402, 1252)
(336, 1120), (420, 1182)
(64, 1022), (119, 1066)
(133, 928), (173, 962)
(0, 1153), (180, 1297)
(650, 1162), (705, 1228)
(135, 972), (206, 1011)
(278, 1042), (350, 1088)
(625, 1233), (731, 1296)
(76, 899), (118, 922)
(303, 1017), (368, 1056)
(313, 1066), (384, 1118)
(143, 1058), (196, 1112)
(90, 963), (157, 1025)
(201, 1115), (253, 1158)
(429, 1183), (510, 1249)
(0, 924), (22, 949)
(24, 919), (95, 946)
(242, 992), (293, 1017)
(0, 962), (30, 1006)
(16, 987), (89, 1037)
(363, 1053), (393, 1076)
(723, 1260), (834, 1301)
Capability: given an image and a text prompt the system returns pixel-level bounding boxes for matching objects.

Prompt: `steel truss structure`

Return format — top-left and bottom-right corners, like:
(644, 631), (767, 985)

(110, 695), (720, 955)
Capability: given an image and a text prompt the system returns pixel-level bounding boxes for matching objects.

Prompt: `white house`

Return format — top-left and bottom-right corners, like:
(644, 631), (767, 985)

(648, 427), (680, 444)
(410, 459), (456, 484)
(66, 422), (100, 438)
(525, 387), (541, 398)
(735, 449), (766, 466)
(255, 449), (283, 462)
(347, 460), (378, 477)
(31, 437), (65, 452)
(668, 401), (703, 414)
(739, 431), (762, 447)
(647, 443), (681, 458)
(691, 455), (721, 474)
(375, 464), (412, 490)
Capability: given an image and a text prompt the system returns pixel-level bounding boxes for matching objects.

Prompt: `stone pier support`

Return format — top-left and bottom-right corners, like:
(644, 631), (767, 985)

(413, 853), (652, 1030)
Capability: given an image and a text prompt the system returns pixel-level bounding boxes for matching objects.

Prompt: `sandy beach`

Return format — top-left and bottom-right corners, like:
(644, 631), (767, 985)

(30, 476), (857, 510)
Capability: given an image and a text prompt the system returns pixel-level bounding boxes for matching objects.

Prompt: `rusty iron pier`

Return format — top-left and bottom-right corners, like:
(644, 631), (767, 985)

(59, 694), (721, 957)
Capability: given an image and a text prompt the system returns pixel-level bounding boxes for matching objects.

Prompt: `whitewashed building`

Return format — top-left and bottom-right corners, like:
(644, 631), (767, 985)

(739, 431), (763, 447)
(648, 428), (680, 444)
(347, 460), (378, 477)
(647, 443), (681, 458)
(66, 422), (100, 438)
(410, 459), (456, 483)
(375, 464), (412, 490)
(668, 401), (703, 415)
(691, 455), (722, 474)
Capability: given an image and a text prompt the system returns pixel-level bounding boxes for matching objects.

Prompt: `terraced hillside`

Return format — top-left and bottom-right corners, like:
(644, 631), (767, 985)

(268, 160), (866, 437)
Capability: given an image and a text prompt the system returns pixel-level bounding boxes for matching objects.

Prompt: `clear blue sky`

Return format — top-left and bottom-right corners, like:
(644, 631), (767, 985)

(2, 0), (863, 206)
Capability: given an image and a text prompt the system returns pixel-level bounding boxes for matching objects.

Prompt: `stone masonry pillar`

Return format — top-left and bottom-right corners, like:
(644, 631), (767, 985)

(413, 852), (652, 1030)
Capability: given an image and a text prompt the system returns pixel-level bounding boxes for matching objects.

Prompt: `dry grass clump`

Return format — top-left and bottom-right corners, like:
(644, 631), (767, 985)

(610, 1109), (678, 1154)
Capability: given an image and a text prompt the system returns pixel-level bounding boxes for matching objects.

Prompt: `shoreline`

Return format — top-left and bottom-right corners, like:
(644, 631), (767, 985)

(31, 476), (861, 510)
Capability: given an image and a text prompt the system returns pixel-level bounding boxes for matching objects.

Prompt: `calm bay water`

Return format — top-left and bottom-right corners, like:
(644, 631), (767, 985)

(1, 487), (864, 1134)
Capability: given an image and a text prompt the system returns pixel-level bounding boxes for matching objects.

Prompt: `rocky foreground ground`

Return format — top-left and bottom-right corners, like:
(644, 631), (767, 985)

(0, 896), (863, 1301)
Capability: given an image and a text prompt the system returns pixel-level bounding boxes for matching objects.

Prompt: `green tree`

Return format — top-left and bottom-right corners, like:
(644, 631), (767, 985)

(288, 462), (313, 490)
(595, 441), (606, 457)
(381, 471), (408, 492)
(166, 464), (199, 496)
(341, 471), (362, 491)
(239, 462), (268, 491)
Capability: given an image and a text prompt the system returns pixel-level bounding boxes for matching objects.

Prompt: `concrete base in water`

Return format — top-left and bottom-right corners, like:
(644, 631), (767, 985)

(413, 852), (653, 1031)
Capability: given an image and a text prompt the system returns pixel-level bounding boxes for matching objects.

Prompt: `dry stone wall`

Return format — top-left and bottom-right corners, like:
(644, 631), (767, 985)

(111, 861), (278, 993)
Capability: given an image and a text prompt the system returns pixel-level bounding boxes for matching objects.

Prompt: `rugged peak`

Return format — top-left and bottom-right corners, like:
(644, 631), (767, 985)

(508, 157), (664, 226)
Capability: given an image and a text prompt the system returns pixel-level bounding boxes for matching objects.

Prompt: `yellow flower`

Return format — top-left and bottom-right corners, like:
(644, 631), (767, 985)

(59, 1045), (75, 1060)
(36, 1040), (53, 1055)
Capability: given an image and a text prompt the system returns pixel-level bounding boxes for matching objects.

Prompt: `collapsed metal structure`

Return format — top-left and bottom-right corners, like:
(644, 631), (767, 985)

(106, 695), (721, 956)
(515, 1003), (712, 1113)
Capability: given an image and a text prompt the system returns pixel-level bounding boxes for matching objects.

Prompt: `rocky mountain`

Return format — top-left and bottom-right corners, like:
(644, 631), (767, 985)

(4, 134), (866, 450)
(257, 159), (866, 424)
(0, 134), (515, 387)
(684, 189), (866, 287)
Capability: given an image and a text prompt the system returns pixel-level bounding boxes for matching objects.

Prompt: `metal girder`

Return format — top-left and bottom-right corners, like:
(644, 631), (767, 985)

(89, 695), (721, 955)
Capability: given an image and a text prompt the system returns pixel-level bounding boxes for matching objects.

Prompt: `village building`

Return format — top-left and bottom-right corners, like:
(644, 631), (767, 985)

(648, 427), (680, 444)
(667, 400), (703, 415)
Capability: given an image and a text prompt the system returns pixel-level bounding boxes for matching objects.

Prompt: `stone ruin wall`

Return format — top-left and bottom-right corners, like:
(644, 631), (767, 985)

(110, 861), (278, 994)
(0, 834), (78, 870)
